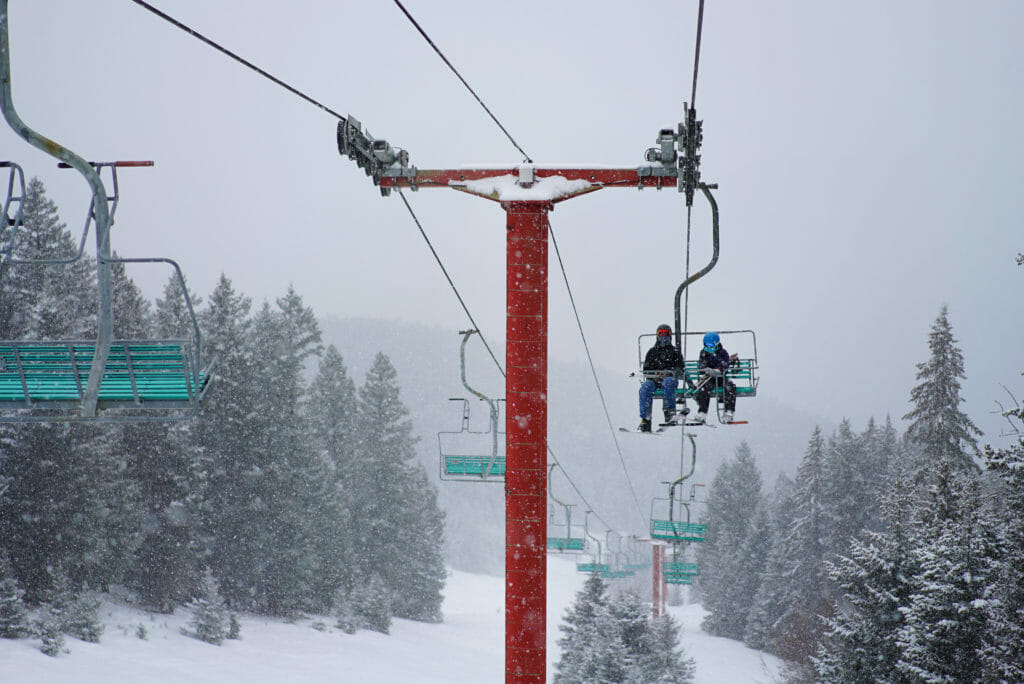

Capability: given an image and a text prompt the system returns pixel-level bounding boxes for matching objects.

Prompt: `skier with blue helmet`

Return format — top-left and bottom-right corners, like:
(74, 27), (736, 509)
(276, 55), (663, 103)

(637, 324), (688, 432)
(694, 331), (737, 423)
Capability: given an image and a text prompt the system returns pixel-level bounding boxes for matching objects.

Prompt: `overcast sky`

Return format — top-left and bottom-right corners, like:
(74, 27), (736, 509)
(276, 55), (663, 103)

(2, 1), (1021, 443)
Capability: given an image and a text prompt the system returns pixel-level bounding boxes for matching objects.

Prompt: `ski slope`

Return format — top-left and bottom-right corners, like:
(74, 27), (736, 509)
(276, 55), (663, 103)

(0, 557), (782, 683)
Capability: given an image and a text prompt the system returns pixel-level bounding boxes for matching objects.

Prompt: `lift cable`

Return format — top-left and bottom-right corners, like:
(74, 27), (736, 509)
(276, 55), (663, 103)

(392, 0), (533, 164)
(682, 0), (707, 363)
(549, 223), (646, 526)
(690, 0), (706, 109)
(130, 0), (346, 121)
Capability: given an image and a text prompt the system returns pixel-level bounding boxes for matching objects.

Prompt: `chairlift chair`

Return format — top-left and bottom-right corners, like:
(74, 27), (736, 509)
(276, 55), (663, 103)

(636, 328), (758, 422)
(0, 162), (214, 422)
(0, 17), (213, 421)
(438, 329), (505, 481)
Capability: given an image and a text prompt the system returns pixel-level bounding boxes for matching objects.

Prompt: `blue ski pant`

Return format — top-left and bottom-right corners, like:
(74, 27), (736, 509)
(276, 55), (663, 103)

(639, 376), (678, 420)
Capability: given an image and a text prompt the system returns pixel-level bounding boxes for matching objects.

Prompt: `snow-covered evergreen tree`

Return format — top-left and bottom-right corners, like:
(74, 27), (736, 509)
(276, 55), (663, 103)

(815, 466), (921, 683)
(895, 473), (999, 682)
(640, 613), (697, 683)
(195, 275), (262, 609)
(768, 427), (831, 666)
(63, 588), (104, 643)
(0, 550), (30, 639)
(352, 572), (391, 635)
(903, 305), (981, 472)
(0, 177), (94, 340)
(242, 288), (324, 615)
(981, 411), (1024, 680)
(821, 420), (879, 560)
(555, 573), (625, 684)
(305, 345), (359, 611)
(744, 473), (797, 651)
(0, 421), (138, 601)
(36, 605), (66, 657)
(187, 570), (229, 645)
(351, 353), (446, 621)
(557, 575), (695, 683)
(698, 441), (764, 639)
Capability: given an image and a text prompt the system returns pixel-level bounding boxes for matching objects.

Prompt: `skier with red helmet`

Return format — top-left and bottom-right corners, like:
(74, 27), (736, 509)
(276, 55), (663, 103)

(637, 324), (687, 432)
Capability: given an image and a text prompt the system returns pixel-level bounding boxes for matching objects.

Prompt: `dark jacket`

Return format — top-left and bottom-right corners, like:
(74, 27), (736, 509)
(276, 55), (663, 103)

(698, 346), (731, 374)
(644, 342), (684, 373)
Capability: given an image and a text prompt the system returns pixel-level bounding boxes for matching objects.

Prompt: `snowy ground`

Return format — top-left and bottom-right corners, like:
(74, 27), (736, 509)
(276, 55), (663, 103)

(0, 557), (782, 683)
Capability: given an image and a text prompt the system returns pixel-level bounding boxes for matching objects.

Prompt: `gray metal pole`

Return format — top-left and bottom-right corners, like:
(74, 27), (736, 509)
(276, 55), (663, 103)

(0, 0), (112, 416)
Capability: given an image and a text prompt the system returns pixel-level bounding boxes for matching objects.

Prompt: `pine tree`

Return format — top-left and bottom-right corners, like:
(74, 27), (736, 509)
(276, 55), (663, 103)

(555, 573), (626, 684)
(0, 422), (139, 601)
(981, 420), (1024, 679)
(699, 441), (764, 639)
(351, 572), (392, 635)
(821, 419), (887, 562)
(187, 570), (229, 645)
(36, 605), (66, 657)
(350, 353), (446, 621)
(245, 288), (324, 615)
(768, 427), (831, 665)
(640, 614), (697, 684)
(0, 177), (94, 340)
(305, 345), (359, 610)
(903, 305), (981, 472)
(744, 473), (797, 651)
(154, 271), (202, 340)
(195, 274), (260, 609)
(0, 550), (30, 639)
(815, 468), (921, 683)
(895, 471), (998, 683)
(63, 589), (104, 643)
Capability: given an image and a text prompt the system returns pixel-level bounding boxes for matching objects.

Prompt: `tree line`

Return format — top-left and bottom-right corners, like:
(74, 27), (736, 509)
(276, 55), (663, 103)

(0, 178), (446, 648)
(697, 305), (1024, 682)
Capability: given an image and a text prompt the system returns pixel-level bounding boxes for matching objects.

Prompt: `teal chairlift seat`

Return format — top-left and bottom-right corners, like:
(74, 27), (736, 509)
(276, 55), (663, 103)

(663, 561), (700, 585)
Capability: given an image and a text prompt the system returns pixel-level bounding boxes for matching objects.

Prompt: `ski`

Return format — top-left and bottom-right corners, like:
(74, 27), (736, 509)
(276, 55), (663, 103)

(679, 419), (748, 427)
(619, 426), (665, 435)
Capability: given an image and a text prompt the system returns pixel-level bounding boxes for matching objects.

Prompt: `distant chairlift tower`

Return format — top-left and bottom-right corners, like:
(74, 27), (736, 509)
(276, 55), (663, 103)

(337, 110), (707, 684)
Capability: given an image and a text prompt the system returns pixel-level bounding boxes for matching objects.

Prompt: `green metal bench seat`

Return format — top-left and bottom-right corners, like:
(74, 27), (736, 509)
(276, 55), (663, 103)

(547, 537), (585, 552)
(650, 358), (758, 400)
(650, 519), (706, 542)
(662, 562), (699, 577)
(0, 340), (210, 410)
(576, 562), (610, 573)
(664, 574), (694, 585)
(442, 454), (506, 477)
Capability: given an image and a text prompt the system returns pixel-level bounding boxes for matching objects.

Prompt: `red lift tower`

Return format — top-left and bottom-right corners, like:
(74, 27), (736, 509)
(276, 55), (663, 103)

(338, 110), (703, 683)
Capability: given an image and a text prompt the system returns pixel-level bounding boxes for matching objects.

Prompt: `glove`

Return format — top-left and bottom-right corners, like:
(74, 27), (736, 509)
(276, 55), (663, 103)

(703, 368), (721, 377)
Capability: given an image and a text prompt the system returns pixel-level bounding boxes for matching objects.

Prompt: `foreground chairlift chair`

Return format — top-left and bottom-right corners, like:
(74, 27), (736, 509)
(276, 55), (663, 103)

(438, 329), (505, 481)
(0, 16), (213, 421)
(632, 184), (760, 424)
(0, 160), (213, 422)
(636, 328), (759, 421)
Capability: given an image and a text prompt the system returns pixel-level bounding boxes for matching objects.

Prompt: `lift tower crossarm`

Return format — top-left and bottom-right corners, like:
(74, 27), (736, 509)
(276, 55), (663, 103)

(336, 111), (702, 684)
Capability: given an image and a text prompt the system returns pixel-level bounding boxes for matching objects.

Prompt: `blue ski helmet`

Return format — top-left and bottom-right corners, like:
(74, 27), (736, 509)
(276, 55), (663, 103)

(703, 331), (720, 352)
